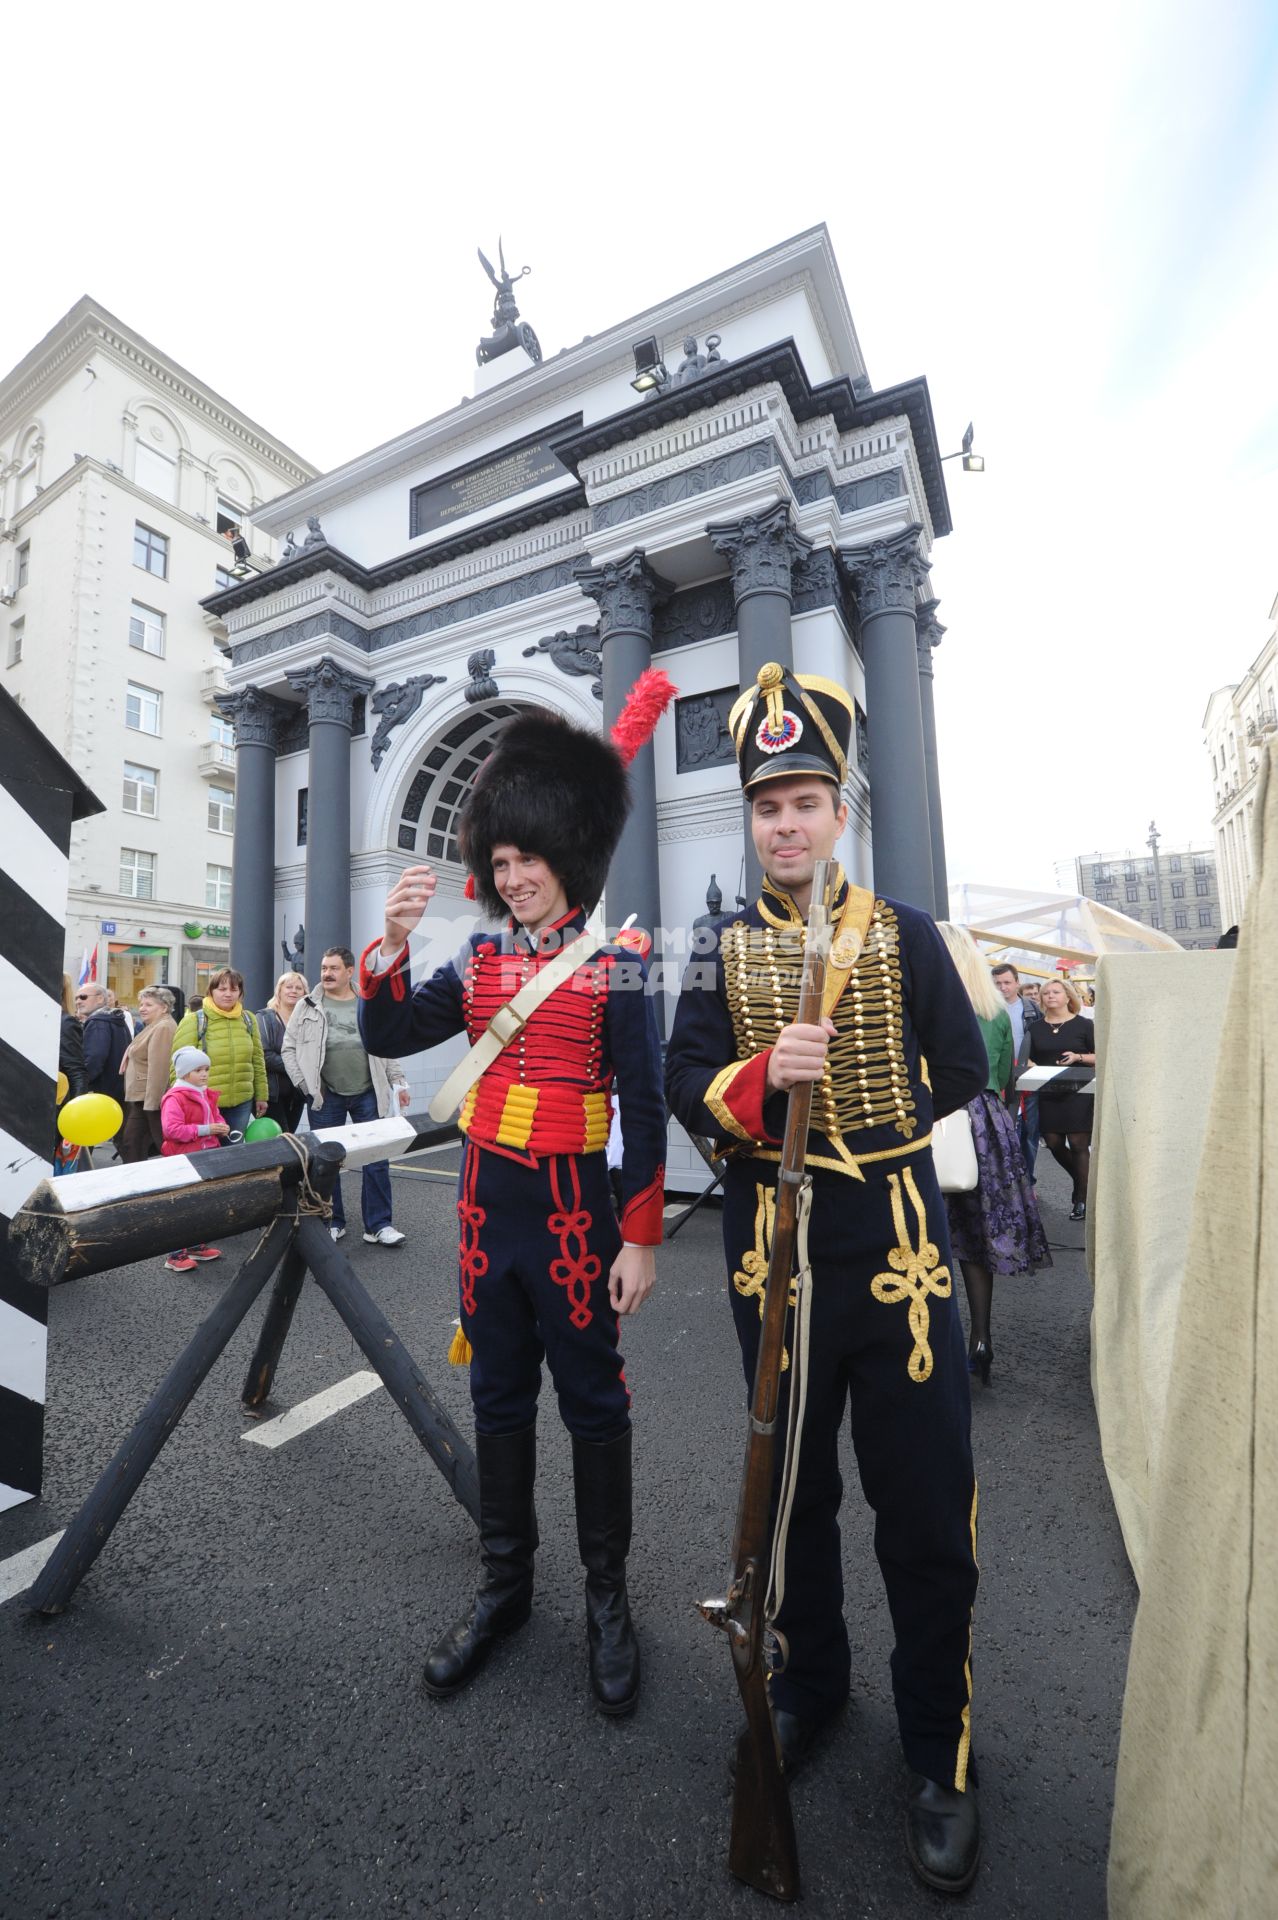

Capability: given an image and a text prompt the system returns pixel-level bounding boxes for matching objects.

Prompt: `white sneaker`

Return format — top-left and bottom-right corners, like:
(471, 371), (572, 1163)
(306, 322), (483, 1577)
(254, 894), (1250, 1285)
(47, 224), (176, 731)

(364, 1226), (406, 1247)
(330, 1225), (347, 1241)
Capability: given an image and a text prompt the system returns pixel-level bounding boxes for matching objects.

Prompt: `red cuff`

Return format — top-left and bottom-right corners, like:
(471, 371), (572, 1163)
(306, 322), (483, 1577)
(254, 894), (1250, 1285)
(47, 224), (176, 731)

(705, 1051), (778, 1144)
(358, 936), (408, 1001)
(620, 1165), (664, 1246)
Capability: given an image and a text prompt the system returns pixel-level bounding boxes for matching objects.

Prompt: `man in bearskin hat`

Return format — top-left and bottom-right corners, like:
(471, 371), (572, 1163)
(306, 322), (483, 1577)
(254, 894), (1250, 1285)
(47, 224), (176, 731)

(357, 686), (670, 1717)
(665, 662), (989, 1893)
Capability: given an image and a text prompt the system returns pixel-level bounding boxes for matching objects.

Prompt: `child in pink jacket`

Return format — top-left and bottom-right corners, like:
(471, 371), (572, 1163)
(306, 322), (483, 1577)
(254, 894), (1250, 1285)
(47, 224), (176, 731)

(160, 1047), (230, 1271)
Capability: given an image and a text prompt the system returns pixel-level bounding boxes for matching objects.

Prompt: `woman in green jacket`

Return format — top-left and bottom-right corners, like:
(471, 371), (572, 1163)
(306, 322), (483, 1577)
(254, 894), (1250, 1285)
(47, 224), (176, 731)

(936, 923), (1051, 1385)
(170, 966), (268, 1137)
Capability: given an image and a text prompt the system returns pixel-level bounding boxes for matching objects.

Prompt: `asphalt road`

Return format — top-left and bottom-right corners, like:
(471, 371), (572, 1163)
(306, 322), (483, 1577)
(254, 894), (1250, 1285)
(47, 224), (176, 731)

(0, 1150), (1135, 1919)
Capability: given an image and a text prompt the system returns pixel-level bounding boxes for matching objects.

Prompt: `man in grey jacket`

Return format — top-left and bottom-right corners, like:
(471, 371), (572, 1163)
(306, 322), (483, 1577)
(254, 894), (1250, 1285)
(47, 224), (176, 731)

(283, 945), (409, 1246)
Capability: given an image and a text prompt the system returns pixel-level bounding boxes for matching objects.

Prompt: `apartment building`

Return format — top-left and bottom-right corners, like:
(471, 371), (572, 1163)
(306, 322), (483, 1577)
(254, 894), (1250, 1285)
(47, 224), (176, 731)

(0, 299), (315, 1002)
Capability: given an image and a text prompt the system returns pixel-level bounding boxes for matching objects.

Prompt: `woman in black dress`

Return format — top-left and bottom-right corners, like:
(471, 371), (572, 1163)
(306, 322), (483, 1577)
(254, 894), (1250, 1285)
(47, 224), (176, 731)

(1029, 976), (1096, 1220)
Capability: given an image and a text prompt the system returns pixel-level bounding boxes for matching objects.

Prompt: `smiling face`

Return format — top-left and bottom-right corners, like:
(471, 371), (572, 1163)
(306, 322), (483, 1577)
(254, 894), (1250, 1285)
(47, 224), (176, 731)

(750, 777), (848, 898)
(279, 976), (306, 1009)
(489, 844), (570, 933)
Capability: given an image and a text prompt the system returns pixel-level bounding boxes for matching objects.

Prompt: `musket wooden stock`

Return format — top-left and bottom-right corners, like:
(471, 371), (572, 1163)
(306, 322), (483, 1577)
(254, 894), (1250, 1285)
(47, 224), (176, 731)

(703, 859), (832, 1904)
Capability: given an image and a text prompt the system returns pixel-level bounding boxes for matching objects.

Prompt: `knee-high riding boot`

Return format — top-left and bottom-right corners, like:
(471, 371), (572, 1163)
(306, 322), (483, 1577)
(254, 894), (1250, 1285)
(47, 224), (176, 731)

(420, 1424), (537, 1698)
(573, 1428), (640, 1716)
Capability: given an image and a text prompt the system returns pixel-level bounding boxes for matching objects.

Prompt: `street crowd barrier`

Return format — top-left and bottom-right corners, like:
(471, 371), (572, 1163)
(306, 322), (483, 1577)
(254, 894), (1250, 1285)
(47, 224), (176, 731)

(6, 1116), (476, 1615)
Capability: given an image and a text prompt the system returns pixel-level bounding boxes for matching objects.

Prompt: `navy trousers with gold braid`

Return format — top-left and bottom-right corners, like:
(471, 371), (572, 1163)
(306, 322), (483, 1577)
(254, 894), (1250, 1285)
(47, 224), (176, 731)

(723, 1150), (979, 1791)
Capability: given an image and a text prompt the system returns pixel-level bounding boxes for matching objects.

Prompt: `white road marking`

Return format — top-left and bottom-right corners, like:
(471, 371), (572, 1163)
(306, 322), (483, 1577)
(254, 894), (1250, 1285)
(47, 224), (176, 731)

(240, 1370), (384, 1449)
(0, 1531), (65, 1606)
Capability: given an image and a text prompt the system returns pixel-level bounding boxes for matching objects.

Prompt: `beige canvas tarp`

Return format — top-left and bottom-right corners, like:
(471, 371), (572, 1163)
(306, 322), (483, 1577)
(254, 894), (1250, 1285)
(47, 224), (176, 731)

(1107, 737), (1278, 1919)
(1088, 950), (1235, 1580)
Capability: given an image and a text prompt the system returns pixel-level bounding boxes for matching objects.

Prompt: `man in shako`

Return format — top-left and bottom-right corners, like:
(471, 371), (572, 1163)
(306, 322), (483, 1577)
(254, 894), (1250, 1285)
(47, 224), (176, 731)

(357, 681), (671, 1716)
(665, 662), (988, 1892)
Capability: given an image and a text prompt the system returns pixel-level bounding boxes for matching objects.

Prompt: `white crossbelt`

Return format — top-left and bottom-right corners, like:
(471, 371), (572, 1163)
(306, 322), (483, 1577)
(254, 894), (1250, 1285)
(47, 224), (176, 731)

(428, 920), (626, 1123)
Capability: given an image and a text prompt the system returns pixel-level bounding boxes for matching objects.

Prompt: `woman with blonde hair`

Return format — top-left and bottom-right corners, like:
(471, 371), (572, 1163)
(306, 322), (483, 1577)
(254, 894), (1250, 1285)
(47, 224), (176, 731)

(119, 986), (178, 1160)
(258, 970), (309, 1132)
(935, 923), (1051, 1384)
(1029, 973), (1096, 1221)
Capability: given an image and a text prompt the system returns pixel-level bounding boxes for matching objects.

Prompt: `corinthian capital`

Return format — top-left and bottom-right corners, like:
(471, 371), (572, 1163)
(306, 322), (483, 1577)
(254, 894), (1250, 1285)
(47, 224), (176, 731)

(575, 550), (669, 638)
(214, 685), (291, 751)
(915, 597), (946, 675)
(707, 500), (811, 605)
(286, 657), (375, 729)
(840, 525), (929, 618)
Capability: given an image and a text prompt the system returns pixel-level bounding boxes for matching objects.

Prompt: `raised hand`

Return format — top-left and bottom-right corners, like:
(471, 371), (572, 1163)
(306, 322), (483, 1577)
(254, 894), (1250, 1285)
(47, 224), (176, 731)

(383, 864), (437, 956)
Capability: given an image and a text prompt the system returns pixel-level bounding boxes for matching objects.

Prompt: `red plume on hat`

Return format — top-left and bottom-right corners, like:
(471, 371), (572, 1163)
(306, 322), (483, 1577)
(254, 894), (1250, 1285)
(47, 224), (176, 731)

(459, 673), (677, 917)
(610, 667), (677, 765)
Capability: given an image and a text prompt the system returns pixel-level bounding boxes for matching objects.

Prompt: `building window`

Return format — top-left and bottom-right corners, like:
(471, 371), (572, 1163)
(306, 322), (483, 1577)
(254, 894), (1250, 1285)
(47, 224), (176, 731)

(1171, 880), (1185, 898)
(205, 863), (232, 912)
(16, 542), (30, 589)
(6, 619), (23, 667)
(207, 785), (235, 834)
(210, 712), (234, 748)
(1147, 883), (1156, 900)
(1195, 878), (1209, 896)
(1174, 910), (1188, 929)
(134, 442), (177, 502)
(1169, 855), (1182, 872)
(1193, 858), (1207, 874)
(214, 566), (235, 591)
(120, 847), (156, 899)
(123, 762), (159, 816)
(1150, 912), (1160, 928)
(216, 496), (246, 539)
(1125, 884), (1138, 903)
(126, 681), (162, 734)
(129, 601), (166, 657)
(297, 788), (308, 847)
(1198, 907), (1214, 927)
(133, 523), (169, 579)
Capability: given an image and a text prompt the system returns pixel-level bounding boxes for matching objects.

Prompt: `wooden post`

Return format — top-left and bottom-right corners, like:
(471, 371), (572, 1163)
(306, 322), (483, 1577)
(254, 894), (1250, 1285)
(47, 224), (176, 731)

(295, 1214), (480, 1524)
(27, 1214), (297, 1615)
(239, 1242), (309, 1414)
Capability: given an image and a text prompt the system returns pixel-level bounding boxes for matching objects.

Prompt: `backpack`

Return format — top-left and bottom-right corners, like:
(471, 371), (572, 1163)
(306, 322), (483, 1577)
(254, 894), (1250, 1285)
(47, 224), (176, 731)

(195, 1008), (256, 1046)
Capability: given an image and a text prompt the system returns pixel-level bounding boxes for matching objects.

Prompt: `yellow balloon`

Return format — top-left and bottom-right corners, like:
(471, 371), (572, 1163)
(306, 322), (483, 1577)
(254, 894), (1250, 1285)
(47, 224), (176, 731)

(56, 1071), (69, 1105)
(59, 1092), (124, 1148)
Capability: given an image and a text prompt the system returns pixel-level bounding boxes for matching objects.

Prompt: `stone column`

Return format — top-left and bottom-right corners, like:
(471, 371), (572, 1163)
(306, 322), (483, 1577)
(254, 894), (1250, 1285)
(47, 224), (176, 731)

(576, 551), (668, 957)
(915, 599), (950, 917)
(708, 501), (812, 899)
(287, 658), (374, 960)
(217, 686), (289, 1008)
(840, 528), (936, 911)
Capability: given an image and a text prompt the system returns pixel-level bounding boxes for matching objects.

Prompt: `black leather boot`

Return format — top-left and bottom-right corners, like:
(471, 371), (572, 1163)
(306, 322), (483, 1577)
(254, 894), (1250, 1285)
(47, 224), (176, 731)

(420, 1425), (537, 1698)
(905, 1773), (981, 1893)
(572, 1428), (640, 1715)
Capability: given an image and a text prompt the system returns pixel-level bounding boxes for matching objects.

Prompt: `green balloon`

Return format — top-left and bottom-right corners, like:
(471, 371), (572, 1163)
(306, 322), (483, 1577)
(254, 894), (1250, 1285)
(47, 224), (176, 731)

(243, 1116), (282, 1142)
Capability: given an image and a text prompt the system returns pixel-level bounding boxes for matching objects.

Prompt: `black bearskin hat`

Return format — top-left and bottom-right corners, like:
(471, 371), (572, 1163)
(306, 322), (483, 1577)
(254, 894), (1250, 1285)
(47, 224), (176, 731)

(459, 710), (632, 918)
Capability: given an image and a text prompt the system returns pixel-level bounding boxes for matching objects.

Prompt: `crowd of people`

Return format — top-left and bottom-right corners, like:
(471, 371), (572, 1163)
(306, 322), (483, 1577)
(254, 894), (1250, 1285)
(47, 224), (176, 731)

(55, 953), (411, 1268)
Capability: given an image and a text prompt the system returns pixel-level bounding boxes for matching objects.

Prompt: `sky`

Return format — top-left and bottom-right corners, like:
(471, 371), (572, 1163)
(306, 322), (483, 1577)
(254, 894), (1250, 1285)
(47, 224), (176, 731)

(4, 0), (1276, 893)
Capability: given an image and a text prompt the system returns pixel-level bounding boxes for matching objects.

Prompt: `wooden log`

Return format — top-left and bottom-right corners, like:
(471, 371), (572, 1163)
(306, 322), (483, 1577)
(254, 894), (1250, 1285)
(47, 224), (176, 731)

(295, 1214), (480, 1524)
(9, 1169), (290, 1288)
(239, 1242), (309, 1413)
(27, 1213), (297, 1615)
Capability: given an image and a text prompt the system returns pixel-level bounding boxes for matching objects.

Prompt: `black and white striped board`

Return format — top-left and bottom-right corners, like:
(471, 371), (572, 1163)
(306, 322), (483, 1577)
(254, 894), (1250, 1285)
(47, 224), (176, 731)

(0, 688), (102, 1511)
(1015, 1065), (1098, 1095)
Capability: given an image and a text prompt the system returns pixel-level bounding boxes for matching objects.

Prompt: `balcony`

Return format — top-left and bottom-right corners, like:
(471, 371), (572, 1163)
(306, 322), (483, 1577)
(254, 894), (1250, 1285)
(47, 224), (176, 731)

(198, 740), (236, 779)
(201, 665), (229, 704)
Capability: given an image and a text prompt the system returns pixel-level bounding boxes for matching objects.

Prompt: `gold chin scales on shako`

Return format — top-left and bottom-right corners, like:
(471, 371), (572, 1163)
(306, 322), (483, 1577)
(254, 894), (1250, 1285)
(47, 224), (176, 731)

(666, 661), (990, 1899)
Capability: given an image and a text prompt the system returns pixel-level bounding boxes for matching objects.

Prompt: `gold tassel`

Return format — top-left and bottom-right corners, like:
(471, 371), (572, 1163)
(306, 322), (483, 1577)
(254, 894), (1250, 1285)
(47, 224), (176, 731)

(448, 1322), (473, 1367)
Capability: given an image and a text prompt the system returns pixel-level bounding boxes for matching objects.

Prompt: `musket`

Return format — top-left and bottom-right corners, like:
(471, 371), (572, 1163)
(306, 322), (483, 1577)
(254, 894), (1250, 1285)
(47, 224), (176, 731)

(701, 858), (834, 1903)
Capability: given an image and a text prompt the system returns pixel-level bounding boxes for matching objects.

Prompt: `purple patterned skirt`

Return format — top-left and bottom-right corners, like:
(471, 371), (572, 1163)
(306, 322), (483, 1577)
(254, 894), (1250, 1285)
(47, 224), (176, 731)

(944, 1090), (1052, 1276)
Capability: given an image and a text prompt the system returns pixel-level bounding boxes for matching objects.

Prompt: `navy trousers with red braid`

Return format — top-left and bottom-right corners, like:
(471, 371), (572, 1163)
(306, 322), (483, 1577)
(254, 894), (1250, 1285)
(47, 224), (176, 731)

(456, 1140), (631, 1442)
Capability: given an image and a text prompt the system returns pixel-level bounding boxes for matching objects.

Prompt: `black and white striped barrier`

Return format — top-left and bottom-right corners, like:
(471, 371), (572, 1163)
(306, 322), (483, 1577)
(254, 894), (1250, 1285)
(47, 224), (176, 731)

(1015, 1065), (1098, 1096)
(0, 686), (103, 1512)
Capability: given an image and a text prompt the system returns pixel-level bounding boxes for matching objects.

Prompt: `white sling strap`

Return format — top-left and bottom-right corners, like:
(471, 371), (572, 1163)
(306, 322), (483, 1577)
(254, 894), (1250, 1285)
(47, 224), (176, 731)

(428, 917), (631, 1123)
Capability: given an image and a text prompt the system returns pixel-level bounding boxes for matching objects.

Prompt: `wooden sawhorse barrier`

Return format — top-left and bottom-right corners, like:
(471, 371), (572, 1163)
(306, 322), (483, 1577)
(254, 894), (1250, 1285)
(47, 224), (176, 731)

(6, 1120), (477, 1615)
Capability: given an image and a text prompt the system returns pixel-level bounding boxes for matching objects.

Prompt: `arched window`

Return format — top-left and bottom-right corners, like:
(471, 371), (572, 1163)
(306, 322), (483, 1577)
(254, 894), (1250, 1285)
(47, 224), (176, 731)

(396, 703), (524, 859)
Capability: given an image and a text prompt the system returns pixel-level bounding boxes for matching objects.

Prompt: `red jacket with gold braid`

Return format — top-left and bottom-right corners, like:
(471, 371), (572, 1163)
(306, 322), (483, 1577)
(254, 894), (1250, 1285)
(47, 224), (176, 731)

(357, 908), (665, 1246)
